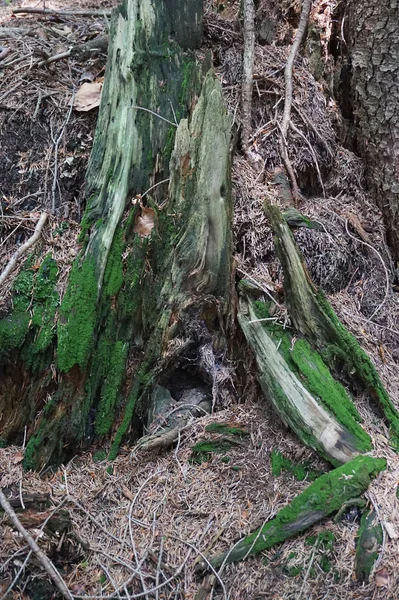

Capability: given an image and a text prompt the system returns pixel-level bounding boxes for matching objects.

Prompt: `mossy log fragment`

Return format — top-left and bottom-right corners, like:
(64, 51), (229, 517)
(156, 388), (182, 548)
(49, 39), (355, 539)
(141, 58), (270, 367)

(265, 203), (399, 448)
(238, 295), (371, 466)
(355, 508), (383, 582)
(202, 455), (386, 570)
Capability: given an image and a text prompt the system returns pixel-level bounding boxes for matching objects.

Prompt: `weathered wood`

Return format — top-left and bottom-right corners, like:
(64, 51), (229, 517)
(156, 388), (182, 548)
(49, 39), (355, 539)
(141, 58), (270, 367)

(0, 0), (207, 468)
(238, 295), (371, 466)
(0, 0), (234, 470)
(355, 508), (383, 582)
(265, 203), (399, 448)
(201, 455), (386, 570)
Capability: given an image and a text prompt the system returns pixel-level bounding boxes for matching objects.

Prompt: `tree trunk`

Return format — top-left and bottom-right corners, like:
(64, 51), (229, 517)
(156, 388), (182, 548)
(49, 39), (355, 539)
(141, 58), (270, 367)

(347, 0), (399, 261)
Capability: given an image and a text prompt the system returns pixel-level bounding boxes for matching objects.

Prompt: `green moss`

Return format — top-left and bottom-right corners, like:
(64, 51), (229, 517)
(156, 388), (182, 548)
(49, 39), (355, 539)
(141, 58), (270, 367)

(93, 449), (107, 462)
(254, 300), (371, 454)
(103, 228), (125, 298)
(0, 438), (6, 448)
(355, 509), (383, 582)
(205, 423), (249, 437)
(0, 312), (30, 356)
(0, 255), (59, 368)
(210, 455), (386, 567)
(95, 341), (128, 436)
(190, 440), (235, 464)
(316, 290), (399, 449)
(271, 450), (321, 481)
(57, 256), (98, 372)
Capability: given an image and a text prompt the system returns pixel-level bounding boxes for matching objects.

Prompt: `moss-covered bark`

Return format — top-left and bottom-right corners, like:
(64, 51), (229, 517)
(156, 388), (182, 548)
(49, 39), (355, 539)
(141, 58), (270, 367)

(355, 508), (383, 582)
(238, 295), (371, 466)
(0, 0), (233, 469)
(202, 455), (386, 569)
(265, 203), (399, 450)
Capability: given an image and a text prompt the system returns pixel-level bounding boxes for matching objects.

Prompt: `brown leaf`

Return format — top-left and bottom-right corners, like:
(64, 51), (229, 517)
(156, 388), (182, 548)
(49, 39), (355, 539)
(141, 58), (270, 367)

(73, 82), (102, 112)
(375, 567), (389, 588)
(121, 485), (135, 501)
(11, 451), (24, 464)
(133, 206), (155, 237)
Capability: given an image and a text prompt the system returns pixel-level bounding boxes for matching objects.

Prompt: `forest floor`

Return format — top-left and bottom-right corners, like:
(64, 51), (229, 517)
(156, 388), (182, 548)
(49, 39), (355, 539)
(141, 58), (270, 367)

(1, 1), (399, 599)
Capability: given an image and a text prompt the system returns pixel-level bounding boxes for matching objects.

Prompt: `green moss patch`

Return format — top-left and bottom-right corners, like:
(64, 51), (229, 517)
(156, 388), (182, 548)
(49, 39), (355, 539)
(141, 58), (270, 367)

(253, 300), (371, 453)
(271, 450), (322, 481)
(205, 423), (249, 437)
(57, 256), (97, 372)
(0, 254), (59, 368)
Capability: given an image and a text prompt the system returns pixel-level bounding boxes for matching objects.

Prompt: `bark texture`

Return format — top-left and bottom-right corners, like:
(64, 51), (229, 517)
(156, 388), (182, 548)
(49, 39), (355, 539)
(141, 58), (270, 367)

(347, 0), (399, 260)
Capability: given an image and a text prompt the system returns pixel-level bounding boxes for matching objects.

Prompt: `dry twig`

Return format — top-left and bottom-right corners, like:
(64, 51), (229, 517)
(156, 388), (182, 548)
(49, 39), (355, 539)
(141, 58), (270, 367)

(279, 0), (312, 204)
(0, 212), (48, 288)
(0, 490), (73, 600)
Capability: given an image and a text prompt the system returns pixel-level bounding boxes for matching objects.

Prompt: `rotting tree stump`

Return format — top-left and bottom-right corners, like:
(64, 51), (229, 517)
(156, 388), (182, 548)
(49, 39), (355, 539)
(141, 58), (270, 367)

(0, 0), (234, 469)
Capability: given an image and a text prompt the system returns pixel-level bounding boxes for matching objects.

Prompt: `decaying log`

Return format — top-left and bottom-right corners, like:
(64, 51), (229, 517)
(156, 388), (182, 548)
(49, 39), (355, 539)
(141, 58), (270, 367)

(238, 295), (371, 466)
(265, 203), (399, 448)
(200, 455), (386, 570)
(355, 508), (383, 582)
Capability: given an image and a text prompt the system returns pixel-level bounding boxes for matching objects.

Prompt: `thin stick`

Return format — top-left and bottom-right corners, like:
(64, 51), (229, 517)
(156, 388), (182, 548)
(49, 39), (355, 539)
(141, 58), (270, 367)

(0, 490), (73, 600)
(0, 212), (48, 287)
(129, 106), (177, 127)
(51, 89), (75, 213)
(241, 0), (255, 148)
(278, 0), (312, 203)
(13, 8), (112, 17)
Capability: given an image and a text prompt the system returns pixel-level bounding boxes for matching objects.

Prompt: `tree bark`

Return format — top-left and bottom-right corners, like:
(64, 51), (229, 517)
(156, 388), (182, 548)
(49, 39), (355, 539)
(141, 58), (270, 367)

(347, 0), (399, 261)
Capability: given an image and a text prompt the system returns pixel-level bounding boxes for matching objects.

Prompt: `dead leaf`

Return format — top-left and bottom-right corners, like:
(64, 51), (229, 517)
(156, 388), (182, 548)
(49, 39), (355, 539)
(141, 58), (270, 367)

(375, 567), (389, 588)
(121, 485), (135, 501)
(11, 451), (24, 464)
(133, 206), (155, 237)
(73, 82), (102, 112)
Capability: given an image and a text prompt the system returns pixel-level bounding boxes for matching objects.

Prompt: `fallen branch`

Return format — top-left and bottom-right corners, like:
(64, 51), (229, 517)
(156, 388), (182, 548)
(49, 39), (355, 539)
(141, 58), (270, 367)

(12, 8), (112, 17)
(0, 212), (48, 288)
(265, 203), (399, 448)
(200, 455), (386, 570)
(241, 0), (255, 148)
(278, 0), (312, 204)
(0, 489), (73, 600)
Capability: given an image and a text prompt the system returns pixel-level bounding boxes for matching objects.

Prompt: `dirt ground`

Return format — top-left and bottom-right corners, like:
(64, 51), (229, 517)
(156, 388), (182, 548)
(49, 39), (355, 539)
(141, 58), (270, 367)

(1, 1), (399, 599)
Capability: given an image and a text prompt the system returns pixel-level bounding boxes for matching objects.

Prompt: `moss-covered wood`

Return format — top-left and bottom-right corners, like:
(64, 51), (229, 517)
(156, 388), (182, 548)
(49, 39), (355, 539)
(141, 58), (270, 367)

(0, 0), (233, 469)
(201, 455), (386, 570)
(238, 295), (371, 466)
(355, 508), (383, 582)
(265, 203), (399, 449)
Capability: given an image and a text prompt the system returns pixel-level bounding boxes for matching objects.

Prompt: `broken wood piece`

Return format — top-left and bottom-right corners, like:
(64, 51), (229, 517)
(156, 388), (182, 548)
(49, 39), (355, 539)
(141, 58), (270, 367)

(355, 508), (383, 582)
(265, 202), (399, 448)
(238, 295), (371, 466)
(200, 455), (386, 570)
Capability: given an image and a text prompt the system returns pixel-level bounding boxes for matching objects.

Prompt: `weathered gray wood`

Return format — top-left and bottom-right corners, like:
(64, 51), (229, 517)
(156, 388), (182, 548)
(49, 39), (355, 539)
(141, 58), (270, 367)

(238, 295), (371, 466)
(265, 203), (399, 449)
